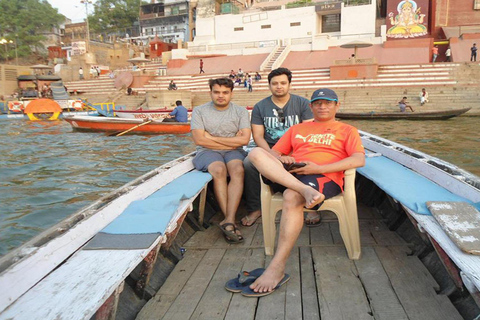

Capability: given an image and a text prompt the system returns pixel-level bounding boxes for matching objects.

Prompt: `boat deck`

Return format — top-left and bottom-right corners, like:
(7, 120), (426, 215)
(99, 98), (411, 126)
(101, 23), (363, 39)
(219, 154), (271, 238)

(137, 204), (462, 320)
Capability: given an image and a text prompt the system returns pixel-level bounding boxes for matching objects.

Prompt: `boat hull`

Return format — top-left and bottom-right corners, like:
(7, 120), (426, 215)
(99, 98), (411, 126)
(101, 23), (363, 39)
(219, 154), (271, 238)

(336, 107), (472, 120)
(64, 115), (190, 134)
(115, 109), (192, 120)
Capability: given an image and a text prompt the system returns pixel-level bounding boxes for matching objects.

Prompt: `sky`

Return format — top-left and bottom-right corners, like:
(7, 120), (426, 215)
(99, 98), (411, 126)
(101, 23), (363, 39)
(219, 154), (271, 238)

(47, 0), (96, 23)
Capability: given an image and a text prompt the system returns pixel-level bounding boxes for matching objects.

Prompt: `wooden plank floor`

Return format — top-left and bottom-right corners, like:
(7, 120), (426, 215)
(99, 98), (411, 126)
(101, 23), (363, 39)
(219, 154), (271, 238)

(136, 204), (463, 320)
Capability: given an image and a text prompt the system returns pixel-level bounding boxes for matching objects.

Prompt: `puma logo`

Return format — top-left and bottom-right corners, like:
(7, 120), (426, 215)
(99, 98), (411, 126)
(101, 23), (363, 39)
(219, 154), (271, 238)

(294, 134), (313, 142)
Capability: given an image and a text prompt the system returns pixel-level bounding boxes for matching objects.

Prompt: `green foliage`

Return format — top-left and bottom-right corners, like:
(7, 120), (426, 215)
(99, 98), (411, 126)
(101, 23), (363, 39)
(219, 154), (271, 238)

(0, 0), (63, 60)
(286, 0), (313, 9)
(89, 0), (147, 34)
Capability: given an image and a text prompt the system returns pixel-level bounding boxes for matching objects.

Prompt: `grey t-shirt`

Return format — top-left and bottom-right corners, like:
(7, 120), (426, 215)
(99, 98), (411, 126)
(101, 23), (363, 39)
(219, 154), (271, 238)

(251, 94), (312, 147)
(191, 101), (251, 152)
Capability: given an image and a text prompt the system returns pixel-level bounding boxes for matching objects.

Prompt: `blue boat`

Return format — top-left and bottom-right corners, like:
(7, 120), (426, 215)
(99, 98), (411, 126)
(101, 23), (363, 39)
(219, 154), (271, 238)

(0, 132), (479, 319)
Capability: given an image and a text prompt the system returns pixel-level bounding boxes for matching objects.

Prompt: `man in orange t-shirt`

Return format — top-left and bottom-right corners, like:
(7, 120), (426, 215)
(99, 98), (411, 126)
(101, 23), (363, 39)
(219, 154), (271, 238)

(245, 88), (365, 297)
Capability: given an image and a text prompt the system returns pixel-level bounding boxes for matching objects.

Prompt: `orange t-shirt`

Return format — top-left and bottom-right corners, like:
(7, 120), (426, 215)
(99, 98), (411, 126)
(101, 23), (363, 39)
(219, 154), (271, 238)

(272, 121), (365, 189)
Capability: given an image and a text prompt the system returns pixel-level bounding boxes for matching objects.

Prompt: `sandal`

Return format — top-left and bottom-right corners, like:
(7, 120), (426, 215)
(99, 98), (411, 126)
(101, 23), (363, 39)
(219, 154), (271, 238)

(218, 223), (244, 243)
(304, 213), (322, 227)
(241, 213), (261, 227)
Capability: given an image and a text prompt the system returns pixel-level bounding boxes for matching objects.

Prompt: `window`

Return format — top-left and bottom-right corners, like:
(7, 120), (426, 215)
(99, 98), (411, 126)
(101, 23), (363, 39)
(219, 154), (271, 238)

(290, 22), (301, 27)
(322, 14), (341, 33)
(261, 24), (271, 29)
(475, 0), (480, 9)
(234, 27), (244, 31)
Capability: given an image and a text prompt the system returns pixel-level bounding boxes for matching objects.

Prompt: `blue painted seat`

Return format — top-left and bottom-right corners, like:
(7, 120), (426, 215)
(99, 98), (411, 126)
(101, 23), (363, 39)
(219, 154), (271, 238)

(86, 170), (212, 249)
(358, 156), (480, 215)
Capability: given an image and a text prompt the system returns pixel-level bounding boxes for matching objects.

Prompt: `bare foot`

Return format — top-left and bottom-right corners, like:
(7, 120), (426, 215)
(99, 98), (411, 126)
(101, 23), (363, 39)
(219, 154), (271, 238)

(250, 266), (285, 293)
(241, 210), (262, 227)
(301, 187), (325, 209)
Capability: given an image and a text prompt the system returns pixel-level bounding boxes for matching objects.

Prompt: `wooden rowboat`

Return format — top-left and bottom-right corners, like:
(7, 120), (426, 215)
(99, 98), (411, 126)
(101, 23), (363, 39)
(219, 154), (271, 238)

(336, 107), (472, 120)
(63, 115), (191, 134)
(115, 108), (193, 120)
(1, 132), (480, 319)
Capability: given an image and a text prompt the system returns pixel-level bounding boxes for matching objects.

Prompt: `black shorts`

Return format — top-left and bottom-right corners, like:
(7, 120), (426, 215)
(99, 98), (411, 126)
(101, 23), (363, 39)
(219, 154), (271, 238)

(262, 173), (341, 209)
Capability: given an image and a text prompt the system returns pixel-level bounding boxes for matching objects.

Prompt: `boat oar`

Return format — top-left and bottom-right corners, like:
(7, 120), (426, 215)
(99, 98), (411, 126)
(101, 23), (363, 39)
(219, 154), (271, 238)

(110, 119), (153, 136)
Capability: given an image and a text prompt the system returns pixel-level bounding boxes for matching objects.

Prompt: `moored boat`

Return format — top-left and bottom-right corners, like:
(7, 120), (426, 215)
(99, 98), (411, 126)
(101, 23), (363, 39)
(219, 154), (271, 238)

(1, 132), (479, 319)
(336, 107), (472, 120)
(64, 115), (191, 134)
(115, 108), (193, 120)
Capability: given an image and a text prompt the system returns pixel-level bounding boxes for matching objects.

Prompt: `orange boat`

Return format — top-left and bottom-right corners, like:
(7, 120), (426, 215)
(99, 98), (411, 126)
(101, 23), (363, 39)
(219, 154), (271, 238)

(64, 115), (190, 134)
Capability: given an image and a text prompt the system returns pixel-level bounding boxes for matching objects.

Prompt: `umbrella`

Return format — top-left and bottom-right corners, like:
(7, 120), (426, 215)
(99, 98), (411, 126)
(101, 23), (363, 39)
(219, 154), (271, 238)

(30, 64), (53, 69)
(339, 41), (373, 58)
(114, 72), (134, 89)
(127, 56), (151, 63)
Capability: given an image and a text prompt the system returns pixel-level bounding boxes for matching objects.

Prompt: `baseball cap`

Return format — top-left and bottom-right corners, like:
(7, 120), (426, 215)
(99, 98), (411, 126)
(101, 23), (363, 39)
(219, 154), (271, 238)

(310, 88), (338, 102)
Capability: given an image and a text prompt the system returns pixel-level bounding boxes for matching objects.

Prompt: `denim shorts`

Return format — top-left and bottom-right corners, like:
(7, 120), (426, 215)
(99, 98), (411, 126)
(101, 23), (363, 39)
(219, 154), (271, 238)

(193, 149), (247, 172)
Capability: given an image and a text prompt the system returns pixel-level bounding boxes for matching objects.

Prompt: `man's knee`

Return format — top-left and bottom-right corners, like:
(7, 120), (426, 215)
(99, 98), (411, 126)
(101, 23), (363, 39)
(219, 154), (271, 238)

(208, 162), (227, 178)
(283, 189), (305, 208)
(227, 160), (245, 178)
(248, 147), (267, 164)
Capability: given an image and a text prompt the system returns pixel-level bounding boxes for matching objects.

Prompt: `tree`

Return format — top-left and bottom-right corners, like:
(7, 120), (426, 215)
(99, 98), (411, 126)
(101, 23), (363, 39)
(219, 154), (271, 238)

(89, 0), (146, 37)
(0, 0), (64, 61)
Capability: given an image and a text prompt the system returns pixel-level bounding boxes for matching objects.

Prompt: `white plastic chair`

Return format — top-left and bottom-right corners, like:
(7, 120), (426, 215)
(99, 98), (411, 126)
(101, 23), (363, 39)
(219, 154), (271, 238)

(260, 168), (361, 260)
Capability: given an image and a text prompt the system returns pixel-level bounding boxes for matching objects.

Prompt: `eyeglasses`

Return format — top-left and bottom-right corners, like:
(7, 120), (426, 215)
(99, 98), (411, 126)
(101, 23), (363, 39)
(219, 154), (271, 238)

(312, 100), (337, 107)
(277, 109), (285, 124)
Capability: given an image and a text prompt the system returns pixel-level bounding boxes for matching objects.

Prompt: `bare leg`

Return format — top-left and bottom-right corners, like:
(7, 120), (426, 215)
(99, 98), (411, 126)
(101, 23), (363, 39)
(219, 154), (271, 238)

(224, 160), (244, 236)
(250, 189), (305, 292)
(248, 148), (324, 208)
(406, 105), (415, 112)
(207, 161), (228, 217)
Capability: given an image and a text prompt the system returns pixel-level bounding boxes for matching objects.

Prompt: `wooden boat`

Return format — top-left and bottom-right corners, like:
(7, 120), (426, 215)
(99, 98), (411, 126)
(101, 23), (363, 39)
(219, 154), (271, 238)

(336, 107), (472, 120)
(63, 115), (191, 134)
(0, 99), (114, 120)
(114, 107), (252, 121)
(1, 132), (480, 319)
(115, 108), (193, 120)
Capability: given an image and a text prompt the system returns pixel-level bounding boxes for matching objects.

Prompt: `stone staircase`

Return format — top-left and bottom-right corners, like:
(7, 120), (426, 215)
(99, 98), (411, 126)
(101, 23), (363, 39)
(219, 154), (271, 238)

(63, 61), (480, 115)
(262, 45), (287, 71)
(64, 75), (117, 96)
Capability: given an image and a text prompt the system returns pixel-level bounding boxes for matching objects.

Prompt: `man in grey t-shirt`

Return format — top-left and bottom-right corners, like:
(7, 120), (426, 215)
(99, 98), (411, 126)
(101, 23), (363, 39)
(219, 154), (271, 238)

(241, 68), (315, 227)
(191, 78), (251, 243)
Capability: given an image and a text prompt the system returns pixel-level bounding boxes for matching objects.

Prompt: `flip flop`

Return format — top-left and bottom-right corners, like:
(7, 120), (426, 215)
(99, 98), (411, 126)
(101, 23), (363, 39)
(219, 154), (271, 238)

(218, 223), (244, 243)
(241, 214), (261, 227)
(241, 273), (290, 297)
(225, 268), (265, 293)
(304, 213), (322, 228)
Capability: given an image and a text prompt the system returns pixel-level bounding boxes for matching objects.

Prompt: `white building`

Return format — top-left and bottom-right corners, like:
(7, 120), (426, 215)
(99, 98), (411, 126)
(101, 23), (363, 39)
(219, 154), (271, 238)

(188, 0), (380, 56)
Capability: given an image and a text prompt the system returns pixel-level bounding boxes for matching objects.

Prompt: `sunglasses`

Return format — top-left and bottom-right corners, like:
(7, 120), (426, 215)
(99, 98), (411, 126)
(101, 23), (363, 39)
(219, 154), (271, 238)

(277, 109), (285, 124)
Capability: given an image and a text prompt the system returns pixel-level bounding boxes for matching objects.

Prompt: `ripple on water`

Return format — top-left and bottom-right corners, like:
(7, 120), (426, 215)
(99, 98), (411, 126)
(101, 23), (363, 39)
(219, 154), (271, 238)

(0, 120), (195, 256)
(2, 117), (479, 257)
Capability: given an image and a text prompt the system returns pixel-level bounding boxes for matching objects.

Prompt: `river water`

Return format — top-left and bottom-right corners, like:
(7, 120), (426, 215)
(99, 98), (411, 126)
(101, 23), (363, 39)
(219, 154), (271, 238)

(0, 117), (478, 257)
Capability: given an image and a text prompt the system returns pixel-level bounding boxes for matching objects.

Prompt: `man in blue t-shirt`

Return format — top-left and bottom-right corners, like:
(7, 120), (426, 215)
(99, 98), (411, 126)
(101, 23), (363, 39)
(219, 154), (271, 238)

(164, 100), (188, 122)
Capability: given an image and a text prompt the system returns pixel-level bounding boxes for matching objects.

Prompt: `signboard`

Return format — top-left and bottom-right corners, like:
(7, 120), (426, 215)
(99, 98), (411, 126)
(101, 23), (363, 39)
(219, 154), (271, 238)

(386, 0), (429, 39)
(315, 2), (341, 13)
(71, 41), (87, 56)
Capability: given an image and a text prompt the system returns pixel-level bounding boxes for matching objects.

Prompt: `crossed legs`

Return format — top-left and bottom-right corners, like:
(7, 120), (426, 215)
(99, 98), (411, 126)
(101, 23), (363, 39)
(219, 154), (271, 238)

(247, 147), (325, 292)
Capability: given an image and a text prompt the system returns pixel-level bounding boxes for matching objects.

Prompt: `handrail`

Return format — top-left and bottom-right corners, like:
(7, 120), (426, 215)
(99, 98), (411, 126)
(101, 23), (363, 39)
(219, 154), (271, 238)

(260, 43), (280, 71)
(271, 44), (290, 70)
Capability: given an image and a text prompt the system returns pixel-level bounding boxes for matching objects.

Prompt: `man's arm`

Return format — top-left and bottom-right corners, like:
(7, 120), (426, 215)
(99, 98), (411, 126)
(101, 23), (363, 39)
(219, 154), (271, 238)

(289, 153), (365, 175)
(205, 128), (251, 148)
(191, 129), (236, 150)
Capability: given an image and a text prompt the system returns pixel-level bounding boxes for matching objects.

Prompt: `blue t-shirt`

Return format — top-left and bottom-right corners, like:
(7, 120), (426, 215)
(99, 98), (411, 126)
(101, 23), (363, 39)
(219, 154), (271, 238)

(169, 105), (188, 122)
